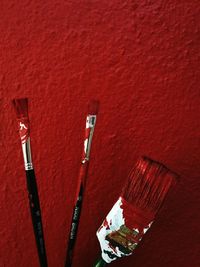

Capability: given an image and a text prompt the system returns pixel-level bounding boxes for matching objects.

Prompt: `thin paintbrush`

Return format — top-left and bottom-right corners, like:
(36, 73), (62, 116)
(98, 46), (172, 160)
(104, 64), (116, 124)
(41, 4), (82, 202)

(65, 100), (100, 267)
(94, 156), (178, 266)
(12, 98), (48, 267)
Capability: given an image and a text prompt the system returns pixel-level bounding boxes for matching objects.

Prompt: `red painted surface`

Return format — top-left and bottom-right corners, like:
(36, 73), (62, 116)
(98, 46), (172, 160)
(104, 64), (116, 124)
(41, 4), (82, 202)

(0, 1), (199, 267)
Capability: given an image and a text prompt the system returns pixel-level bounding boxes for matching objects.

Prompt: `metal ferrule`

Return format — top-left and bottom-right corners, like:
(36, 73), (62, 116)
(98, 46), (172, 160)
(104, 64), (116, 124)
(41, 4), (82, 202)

(21, 137), (34, 170)
(82, 115), (97, 163)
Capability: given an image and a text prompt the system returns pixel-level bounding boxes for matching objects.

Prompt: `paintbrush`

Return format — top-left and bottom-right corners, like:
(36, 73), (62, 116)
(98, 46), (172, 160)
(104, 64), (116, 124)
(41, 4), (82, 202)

(94, 156), (178, 266)
(65, 100), (100, 267)
(12, 98), (48, 267)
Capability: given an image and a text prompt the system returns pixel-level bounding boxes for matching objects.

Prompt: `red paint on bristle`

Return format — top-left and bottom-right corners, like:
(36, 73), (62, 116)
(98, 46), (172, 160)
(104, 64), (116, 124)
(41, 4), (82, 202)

(12, 98), (30, 143)
(122, 157), (178, 215)
(88, 99), (100, 115)
(12, 98), (29, 119)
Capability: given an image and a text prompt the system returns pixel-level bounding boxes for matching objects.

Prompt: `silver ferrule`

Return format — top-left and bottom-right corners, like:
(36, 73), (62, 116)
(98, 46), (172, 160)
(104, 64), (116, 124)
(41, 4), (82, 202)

(83, 115), (97, 162)
(21, 137), (34, 170)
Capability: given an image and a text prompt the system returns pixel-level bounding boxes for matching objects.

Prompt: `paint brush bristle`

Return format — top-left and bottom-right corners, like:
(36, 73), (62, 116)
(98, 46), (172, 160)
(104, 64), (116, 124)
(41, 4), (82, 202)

(122, 156), (178, 214)
(12, 98), (29, 119)
(88, 99), (100, 115)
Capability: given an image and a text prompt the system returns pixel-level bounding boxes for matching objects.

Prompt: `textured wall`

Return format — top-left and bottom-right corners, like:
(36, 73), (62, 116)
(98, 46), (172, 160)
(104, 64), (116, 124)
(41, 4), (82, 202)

(0, 1), (200, 267)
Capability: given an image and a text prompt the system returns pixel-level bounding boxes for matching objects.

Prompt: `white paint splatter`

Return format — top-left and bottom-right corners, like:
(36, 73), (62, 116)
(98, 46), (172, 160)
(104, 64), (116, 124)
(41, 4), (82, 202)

(143, 222), (153, 234)
(96, 197), (154, 263)
(97, 197), (125, 263)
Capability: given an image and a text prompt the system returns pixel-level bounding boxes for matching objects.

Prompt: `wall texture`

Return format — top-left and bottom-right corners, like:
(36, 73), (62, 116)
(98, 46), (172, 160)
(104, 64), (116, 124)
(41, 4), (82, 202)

(0, 1), (200, 267)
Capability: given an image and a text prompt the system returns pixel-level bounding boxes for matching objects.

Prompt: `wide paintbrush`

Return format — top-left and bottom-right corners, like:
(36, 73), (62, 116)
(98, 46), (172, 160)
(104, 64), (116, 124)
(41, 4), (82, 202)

(94, 156), (178, 266)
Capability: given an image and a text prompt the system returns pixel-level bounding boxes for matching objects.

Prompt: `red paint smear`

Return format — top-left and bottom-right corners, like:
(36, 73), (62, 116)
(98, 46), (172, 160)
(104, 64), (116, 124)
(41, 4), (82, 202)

(97, 218), (110, 233)
(120, 197), (155, 232)
(103, 218), (110, 230)
(97, 225), (103, 233)
(81, 127), (90, 160)
(17, 118), (30, 144)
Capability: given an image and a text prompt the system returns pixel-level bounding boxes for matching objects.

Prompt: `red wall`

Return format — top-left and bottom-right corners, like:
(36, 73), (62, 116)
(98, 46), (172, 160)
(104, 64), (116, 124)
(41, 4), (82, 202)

(0, 1), (199, 267)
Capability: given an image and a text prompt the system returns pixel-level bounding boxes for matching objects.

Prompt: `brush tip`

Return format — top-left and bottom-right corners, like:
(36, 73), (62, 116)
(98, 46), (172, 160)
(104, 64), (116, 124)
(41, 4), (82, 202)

(141, 156), (179, 181)
(12, 98), (28, 118)
(122, 156), (178, 213)
(88, 99), (100, 115)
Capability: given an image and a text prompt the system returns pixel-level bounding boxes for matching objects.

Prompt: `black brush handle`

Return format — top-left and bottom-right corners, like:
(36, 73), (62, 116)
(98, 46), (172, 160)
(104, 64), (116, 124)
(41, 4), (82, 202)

(26, 169), (48, 267)
(65, 185), (83, 267)
(93, 257), (107, 267)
